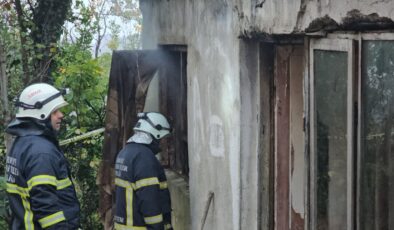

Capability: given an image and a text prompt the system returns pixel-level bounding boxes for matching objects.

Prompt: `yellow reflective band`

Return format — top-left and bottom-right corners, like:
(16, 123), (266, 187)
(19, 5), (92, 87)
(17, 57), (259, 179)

(57, 178), (72, 190)
(115, 178), (134, 226)
(144, 214), (163, 225)
(126, 186), (133, 226)
(27, 175), (57, 190)
(114, 223), (147, 230)
(115, 178), (132, 188)
(27, 175), (73, 190)
(164, 223), (173, 230)
(21, 196), (34, 230)
(134, 177), (159, 190)
(38, 211), (65, 228)
(159, 181), (168, 189)
(6, 183), (29, 197)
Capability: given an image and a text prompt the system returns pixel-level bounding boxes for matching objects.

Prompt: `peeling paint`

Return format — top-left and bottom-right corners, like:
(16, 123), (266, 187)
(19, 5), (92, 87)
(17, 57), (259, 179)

(370, 0), (393, 6)
(341, 9), (394, 30)
(140, 0), (394, 229)
(305, 15), (339, 33)
(191, 77), (203, 164)
(305, 10), (394, 33)
(293, 0), (308, 32)
(256, 0), (266, 8)
(238, 0), (394, 35)
(291, 208), (304, 230)
(209, 115), (225, 157)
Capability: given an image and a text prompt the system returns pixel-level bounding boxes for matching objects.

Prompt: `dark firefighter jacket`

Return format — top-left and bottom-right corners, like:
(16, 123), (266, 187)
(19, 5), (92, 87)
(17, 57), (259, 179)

(114, 141), (172, 230)
(5, 118), (80, 230)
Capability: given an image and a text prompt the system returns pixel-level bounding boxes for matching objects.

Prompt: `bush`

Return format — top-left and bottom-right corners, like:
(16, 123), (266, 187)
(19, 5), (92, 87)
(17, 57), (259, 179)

(0, 176), (8, 229)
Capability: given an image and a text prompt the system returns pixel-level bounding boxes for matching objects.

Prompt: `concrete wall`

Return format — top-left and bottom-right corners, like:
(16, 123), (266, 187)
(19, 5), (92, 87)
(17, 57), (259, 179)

(166, 170), (191, 230)
(237, 0), (394, 34)
(186, 2), (242, 229)
(139, 0), (394, 229)
(239, 40), (261, 230)
(141, 1), (244, 229)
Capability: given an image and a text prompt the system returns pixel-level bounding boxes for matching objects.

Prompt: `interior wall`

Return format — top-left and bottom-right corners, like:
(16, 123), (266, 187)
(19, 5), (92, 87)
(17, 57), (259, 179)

(143, 72), (159, 112)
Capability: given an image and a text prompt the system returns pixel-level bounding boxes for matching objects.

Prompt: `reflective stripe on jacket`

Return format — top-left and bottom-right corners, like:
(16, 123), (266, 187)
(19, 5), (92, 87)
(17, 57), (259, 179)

(6, 134), (80, 230)
(114, 142), (172, 230)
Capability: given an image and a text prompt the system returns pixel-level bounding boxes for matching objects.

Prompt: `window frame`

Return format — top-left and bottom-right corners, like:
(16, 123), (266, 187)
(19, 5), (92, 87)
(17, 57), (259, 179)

(309, 32), (394, 230)
(157, 45), (189, 177)
(356, 33), (394, 230)
(309, 38), (356, 230)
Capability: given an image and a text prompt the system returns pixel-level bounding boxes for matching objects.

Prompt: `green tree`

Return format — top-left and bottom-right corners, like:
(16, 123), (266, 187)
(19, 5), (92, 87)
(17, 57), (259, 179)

(0, 1), (142, 228)
(52, 42), (107, 230)
(0, 1), (25, 167)
(83, 0), (142, 54)
(12, 0), (73, 83)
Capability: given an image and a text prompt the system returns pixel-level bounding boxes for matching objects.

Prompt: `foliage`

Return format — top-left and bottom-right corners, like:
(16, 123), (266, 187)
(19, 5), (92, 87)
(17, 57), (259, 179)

(0, 0), (142, 229)
(62, 136), (104, 229)
(53, 43), (108, 230)
(64, 0), (142, 54)
(0, 3), (25, 173)
(8, 0), (73, 83)
(0, 176), (8, 228)
(107, 21), (121, 51)
(54, 46), (106, 129)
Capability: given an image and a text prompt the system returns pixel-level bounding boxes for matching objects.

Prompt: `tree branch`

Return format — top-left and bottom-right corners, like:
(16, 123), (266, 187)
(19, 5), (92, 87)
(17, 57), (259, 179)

(84, 98), (104, 123)
(13, 0), (31, 85)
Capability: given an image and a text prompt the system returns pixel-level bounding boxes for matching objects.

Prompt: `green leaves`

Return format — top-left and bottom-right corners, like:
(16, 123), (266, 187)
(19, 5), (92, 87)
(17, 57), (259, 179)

(0, 176), (8, 227)
(52, 42), (108, 230)
(0, 1), (141, 228)
(54, 46), (106, 132)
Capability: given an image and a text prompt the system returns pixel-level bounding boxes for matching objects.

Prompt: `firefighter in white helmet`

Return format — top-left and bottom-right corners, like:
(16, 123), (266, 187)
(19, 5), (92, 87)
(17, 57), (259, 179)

(114, 112), (173, 230)
(5, 83), (80, 229)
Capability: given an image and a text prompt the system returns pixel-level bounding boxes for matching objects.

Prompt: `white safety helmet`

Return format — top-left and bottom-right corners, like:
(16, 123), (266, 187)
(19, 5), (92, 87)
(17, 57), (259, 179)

(15, 83), (69, 120)
(133, 112), (171, 140)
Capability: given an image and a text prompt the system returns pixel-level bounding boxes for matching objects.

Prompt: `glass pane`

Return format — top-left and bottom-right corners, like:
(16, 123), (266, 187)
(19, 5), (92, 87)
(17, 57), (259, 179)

(360, 40), (394, 230)
(314, 50), (348, 230)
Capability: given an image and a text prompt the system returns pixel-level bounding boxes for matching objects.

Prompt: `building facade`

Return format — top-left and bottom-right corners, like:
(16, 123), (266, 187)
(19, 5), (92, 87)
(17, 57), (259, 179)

(101, 1), (394, 229)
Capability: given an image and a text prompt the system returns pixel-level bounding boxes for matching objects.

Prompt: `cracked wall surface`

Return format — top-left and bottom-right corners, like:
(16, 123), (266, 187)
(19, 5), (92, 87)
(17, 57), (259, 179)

(238, 0), (394, 35)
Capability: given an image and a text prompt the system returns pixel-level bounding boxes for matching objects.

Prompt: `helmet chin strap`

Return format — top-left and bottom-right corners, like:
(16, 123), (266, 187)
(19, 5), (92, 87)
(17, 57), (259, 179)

(149, 137), (162, 154)
(43, 117), (60, 135)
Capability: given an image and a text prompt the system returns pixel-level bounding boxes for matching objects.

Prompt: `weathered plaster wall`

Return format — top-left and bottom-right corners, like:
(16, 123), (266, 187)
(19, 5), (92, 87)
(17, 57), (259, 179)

(166, 170), (191, 230)
(187, 1), (242, 229)
(239, 40), (261, 230)
(139, 0), (394, 229)
(140, 0), (187, 47)
(140, 0), (245, 229)
(237, 0), (394, 35)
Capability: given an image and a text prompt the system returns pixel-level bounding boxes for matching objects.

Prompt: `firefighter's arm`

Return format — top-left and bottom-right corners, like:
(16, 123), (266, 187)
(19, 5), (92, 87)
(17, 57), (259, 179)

(25, 153), (68, 229)
(134, 153), (165, 230)
(161, 185), (173, 229)
(163, 211), (173, 230)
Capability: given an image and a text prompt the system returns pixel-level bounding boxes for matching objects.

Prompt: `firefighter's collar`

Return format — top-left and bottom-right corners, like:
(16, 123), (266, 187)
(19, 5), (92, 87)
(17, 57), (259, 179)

(127, 131), (153, 144)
